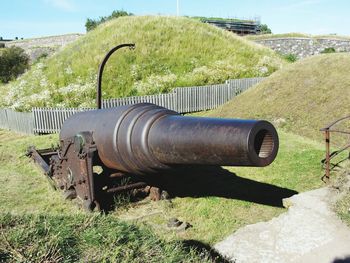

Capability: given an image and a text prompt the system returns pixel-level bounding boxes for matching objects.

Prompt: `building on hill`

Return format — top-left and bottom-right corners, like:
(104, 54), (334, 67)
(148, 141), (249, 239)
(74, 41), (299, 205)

(0, 38), (14, 47)
(202, 19), (261, 35)
(0, 38), (14, 42)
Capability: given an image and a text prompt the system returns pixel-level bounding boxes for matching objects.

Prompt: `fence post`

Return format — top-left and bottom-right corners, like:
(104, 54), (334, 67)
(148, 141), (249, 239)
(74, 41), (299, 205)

(324, 129), (330, 181)
(4, 109), (9, 130)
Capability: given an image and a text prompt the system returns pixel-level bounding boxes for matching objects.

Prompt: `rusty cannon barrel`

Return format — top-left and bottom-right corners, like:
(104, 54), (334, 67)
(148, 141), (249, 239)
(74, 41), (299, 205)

(60, 103), (279, 175)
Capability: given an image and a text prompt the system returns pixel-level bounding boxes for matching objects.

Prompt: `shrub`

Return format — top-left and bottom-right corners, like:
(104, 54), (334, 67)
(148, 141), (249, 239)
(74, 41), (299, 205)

(284, 53), (297, 62)
(259, 24), (272, 34)
(321, 47), (336, 54)
(85, 10), (133, 31)
(0, 46), (29, 83)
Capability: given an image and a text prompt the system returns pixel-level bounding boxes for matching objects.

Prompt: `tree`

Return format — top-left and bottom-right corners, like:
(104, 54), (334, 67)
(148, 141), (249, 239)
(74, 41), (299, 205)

(85, 10), (133, 32)
(0, 46), (30, 83)
(85, 18), (98, 32)
(259, 24), (272, 34)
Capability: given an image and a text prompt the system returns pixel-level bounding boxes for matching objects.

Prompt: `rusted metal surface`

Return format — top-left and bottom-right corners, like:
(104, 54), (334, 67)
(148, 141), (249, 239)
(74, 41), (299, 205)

(106, 182), (147, 194)
(27, 146), (53, 175)
(320, 115), (350, 182)
(60, 103), (279, 173)
(96, 43), (135, 109)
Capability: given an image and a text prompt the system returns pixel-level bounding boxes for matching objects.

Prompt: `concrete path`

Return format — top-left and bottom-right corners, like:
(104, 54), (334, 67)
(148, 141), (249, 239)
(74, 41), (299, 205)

(214, 187), (350, 263)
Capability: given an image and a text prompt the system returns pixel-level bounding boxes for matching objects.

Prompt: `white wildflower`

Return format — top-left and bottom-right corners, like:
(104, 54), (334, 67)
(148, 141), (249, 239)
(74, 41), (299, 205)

(65, 66), (73, 75)
(40, 77), (48, 87)
(134, 73), (177, 95)
(35, 62), (45, 70)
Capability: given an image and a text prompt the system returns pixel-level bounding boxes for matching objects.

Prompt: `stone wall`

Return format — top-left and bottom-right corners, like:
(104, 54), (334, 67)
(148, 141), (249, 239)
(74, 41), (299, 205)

(255, 38), (350, 59)
(3, 33), (82, 62)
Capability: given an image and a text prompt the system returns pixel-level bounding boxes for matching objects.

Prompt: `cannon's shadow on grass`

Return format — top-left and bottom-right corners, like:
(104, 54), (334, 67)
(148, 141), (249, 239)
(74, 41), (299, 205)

(333, 258), (350, 263)
(145, 165), (298, 208)
(181, 239), (231, 263)
(98, 167), (297, 261)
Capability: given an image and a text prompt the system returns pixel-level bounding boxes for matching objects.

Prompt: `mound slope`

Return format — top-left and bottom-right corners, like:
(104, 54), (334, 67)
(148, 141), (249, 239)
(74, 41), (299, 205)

(1, 16), (284, 110)
(208, 53), (350, 143)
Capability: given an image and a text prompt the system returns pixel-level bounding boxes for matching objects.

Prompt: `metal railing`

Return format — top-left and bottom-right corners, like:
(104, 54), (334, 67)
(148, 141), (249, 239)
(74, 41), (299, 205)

(0, 77), (265, 135)
(320, 116), (350, 181)
(202, 19), (261, 35)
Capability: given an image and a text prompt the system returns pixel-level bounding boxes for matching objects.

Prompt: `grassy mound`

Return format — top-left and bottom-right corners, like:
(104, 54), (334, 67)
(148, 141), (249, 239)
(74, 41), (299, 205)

(207, 53), (350, 144)
(0, 16), (284, 110)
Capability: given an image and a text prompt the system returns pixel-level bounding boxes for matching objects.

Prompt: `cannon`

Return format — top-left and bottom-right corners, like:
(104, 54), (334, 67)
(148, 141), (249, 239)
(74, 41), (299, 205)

(27, 44), (279, 211)
(28, 104), (279, 211)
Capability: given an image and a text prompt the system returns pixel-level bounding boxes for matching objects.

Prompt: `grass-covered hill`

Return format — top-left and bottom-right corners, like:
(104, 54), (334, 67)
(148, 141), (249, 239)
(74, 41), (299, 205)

(0, 16), (284, 111)
(207, 53), (350, 144)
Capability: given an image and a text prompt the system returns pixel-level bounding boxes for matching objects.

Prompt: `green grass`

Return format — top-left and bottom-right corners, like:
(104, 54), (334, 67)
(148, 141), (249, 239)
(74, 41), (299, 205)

(0, 16), (285, 111)
(334, 168), (350, 227)
(206, 53), (350, 146)
(0, 127), (324, 249)
(0, 213), (217, 262)
(246, 32), (350, 41)
(336, 192), (350, 226)
(0, 130), (220, 262)
(0, 131), (76, 214)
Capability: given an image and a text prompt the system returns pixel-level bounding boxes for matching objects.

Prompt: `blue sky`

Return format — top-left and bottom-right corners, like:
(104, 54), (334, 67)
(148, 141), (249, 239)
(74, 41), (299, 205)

(1, 0), (350, 39)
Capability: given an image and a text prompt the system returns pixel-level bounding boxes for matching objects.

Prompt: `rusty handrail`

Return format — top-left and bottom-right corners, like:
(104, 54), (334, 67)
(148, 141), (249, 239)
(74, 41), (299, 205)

(320, 115), (350, 131)
(320, 115), (350, 182)
(96, 43), (135, 109)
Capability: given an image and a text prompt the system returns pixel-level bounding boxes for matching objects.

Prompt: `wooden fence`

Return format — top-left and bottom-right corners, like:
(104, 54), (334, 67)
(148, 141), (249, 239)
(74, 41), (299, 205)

(0, 109), (34, 134)
(0, 77), (264, 135)
(32, 108), (93, 134)
(102, 83), (231, 113)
